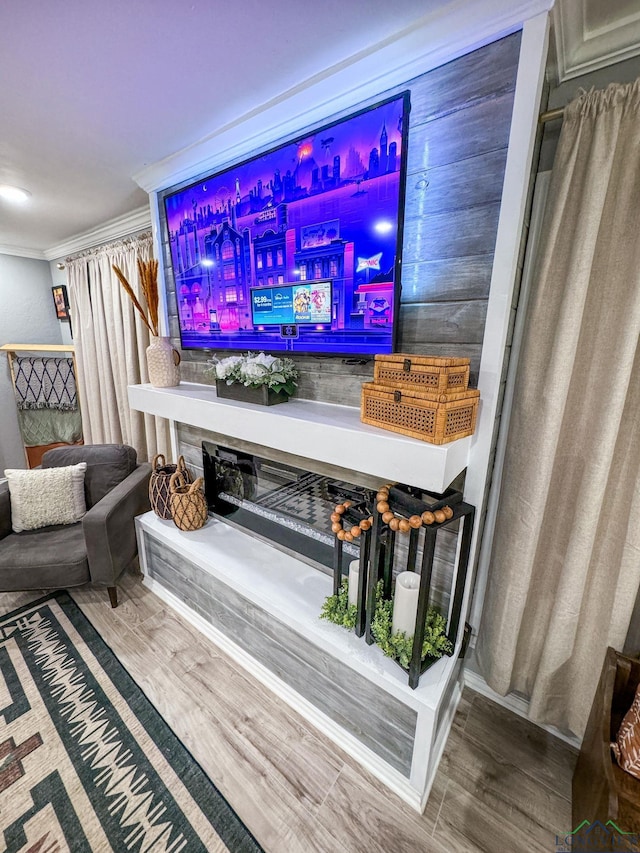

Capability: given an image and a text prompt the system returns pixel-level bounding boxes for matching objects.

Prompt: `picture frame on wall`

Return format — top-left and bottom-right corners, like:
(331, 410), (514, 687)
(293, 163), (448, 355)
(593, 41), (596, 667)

(51, 285), (69, 320)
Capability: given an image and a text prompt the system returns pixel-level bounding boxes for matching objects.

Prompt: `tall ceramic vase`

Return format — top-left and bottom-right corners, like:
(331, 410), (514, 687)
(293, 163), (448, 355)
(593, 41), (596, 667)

(146, 336), (181, 387)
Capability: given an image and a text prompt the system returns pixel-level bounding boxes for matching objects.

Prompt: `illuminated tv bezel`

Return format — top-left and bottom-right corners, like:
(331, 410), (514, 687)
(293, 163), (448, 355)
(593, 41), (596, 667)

(161, 90), (411, 358)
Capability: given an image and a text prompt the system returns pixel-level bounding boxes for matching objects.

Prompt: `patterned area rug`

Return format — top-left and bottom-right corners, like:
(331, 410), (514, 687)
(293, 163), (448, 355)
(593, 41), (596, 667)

(0, 591), (263, 852)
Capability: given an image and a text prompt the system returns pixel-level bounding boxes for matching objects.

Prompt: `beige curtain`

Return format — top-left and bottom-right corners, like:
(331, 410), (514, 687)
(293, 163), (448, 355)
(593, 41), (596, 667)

(67, 233), (170, 461)
(476, 81), (640, 738)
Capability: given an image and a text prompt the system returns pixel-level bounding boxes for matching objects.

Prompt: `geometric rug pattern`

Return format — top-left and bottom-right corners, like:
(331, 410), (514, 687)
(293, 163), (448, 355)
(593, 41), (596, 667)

(0, 591), (263, 852)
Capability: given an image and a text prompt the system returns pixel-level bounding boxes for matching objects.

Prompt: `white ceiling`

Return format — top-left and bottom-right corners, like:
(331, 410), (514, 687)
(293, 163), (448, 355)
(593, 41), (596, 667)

(1, 0), (638, 258)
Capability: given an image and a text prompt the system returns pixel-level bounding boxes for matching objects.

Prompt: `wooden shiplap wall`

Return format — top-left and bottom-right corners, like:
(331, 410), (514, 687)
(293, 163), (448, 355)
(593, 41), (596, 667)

(160, 32), (521, 408)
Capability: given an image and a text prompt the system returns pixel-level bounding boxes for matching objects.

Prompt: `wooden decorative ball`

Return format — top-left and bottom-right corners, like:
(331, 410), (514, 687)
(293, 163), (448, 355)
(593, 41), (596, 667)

(399, 519), (411, 533)
(351, 526), (361, 538)
(330, 512), (341, 523)
(382, 511), (394, 524)
(360, 519), (371, 531)
(409, 515), (422, 529)
(331, 522), (342, 533)
(443, 506), (454, 519)
(343, 500), (352, 508)
(422, 511), (435, 525)
(389, 518), (400, 531)
(344, 531), (354, 542)
(377, 501), (389, 514)
(337, 529), (346, 540)
(434, 509), (446, 523)
(335, 504), (345, 515)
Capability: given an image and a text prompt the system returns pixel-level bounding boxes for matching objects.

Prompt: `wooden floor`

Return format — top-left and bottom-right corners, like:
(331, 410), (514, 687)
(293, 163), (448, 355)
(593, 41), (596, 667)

(1, 571), (577, 853)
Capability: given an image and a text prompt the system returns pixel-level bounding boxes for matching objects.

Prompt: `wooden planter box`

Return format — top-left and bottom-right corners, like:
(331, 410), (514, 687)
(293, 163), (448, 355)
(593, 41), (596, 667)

(215, 379), (289, 406)
(373, 354), (470, 394)
(361, 382), (479, 444)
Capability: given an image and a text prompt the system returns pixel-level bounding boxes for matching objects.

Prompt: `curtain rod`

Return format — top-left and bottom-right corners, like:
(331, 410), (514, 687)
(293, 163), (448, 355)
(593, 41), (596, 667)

(539, 107), (565, 124)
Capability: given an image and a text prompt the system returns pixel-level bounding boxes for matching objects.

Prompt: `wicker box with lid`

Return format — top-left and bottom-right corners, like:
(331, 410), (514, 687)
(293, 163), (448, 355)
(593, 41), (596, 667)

(373, 353), (470, 394)
(361, 382), (480, 444)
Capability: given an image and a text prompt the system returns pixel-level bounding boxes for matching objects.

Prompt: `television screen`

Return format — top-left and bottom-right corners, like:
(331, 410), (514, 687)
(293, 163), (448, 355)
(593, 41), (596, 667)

(163, 91), (410, 356)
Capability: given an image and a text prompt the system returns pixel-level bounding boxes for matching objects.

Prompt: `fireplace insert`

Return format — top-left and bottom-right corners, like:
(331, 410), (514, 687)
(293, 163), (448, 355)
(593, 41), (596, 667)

(202, 441), (464, 617)
(202, 441), (373, 574)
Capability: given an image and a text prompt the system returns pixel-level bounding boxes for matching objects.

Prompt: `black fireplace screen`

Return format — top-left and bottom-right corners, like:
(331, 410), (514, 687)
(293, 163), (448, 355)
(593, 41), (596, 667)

(201, 440), (461, 619)
(202, 441), (370, 573)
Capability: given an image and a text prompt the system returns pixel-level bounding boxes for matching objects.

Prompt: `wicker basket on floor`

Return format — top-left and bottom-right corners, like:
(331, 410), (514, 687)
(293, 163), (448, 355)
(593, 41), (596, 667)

(169, 471), (208, 531)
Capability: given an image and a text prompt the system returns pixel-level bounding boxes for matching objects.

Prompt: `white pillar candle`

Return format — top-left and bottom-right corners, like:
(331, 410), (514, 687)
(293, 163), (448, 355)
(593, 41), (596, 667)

(392, 572), (421, 637)
(348, 560), (360, 607)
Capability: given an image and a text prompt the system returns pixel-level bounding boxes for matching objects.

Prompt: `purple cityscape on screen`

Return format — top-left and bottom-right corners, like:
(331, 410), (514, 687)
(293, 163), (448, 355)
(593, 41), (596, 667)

(164, 93), (408, 355)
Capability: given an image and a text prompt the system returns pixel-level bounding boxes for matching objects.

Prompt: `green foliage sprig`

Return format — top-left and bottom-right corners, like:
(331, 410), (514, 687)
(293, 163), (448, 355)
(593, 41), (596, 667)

(370, 581), (452, 669)
(320, 578), (357, 629)
(320, 579), (452, 670)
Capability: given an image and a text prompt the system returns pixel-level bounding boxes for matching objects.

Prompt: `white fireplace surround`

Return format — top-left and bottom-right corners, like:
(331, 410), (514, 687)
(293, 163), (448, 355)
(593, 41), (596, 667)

(129, 381), (473, 810)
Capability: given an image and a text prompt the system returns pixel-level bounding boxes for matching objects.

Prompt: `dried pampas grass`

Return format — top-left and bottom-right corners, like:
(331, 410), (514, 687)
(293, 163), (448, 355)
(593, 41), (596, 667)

(138, 258), (159, 336)
(113, 259), (160, 337)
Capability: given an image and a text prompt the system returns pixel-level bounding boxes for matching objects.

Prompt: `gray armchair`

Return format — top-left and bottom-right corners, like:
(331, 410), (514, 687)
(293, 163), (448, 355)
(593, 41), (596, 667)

(0, 444), (151, 607)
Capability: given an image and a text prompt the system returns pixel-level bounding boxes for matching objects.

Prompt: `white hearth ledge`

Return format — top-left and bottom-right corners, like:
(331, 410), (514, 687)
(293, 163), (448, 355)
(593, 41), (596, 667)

(128, 382), (472, 493)
(136, 511), (463, 811)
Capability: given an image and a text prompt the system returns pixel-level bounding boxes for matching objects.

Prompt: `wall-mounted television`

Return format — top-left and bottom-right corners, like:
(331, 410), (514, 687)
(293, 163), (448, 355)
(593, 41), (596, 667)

(163, 91), (410, 356)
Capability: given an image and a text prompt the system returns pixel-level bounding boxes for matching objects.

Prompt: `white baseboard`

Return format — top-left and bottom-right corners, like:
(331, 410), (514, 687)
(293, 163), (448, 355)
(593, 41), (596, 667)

(463, 667), (581, 749)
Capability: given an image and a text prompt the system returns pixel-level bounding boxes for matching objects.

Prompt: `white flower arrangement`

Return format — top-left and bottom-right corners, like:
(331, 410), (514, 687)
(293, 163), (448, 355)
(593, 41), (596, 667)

(205, 352), (298, 396)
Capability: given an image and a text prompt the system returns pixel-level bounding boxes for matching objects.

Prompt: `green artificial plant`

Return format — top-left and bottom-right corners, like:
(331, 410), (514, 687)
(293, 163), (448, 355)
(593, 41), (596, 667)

(320, 579), (452, 669)
(320, 578), (357, 629)
(369, 581), (452, 669)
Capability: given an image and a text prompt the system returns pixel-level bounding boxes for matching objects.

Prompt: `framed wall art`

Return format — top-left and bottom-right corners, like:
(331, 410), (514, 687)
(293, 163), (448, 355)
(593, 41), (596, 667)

(51, 285), (69, 320)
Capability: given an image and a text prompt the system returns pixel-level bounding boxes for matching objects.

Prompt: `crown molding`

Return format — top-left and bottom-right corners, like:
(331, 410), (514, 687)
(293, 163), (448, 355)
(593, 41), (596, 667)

(0, 244), (46, 260)
(135, 0), (553, 194)
(43, 205), (152, 261)
(554, 0), (640, 82)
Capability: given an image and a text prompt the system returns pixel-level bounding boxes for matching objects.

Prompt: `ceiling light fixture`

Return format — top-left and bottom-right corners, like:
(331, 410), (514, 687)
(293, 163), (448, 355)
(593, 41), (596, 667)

(0, 185), (32, 204)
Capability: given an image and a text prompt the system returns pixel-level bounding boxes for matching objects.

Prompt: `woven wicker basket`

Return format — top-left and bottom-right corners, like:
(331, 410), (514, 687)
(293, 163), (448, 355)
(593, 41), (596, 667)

(149, 454), (192, 519)
(169, 471), (208, 531)
(373, 354), (470, 394)
(361, 382), (480, 444)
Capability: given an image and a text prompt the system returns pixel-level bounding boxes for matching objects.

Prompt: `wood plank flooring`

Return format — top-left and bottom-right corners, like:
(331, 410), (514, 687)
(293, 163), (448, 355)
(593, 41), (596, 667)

(0, 571), (577, 853)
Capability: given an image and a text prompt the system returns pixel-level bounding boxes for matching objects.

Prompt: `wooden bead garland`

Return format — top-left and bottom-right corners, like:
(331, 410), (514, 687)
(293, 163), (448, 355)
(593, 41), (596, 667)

(375, 485), (453, 534)
(331, 486), (454, 540)
(330, 500), (374, 542)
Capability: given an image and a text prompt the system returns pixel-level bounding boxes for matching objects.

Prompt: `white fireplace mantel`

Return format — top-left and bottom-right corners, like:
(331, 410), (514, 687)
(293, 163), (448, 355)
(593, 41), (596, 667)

(128, 381), (473, 492)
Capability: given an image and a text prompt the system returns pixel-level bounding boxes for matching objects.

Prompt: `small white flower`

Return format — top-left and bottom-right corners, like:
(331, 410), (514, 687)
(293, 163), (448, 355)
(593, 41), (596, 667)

(240, 361), (267, 384)
(215, 355), (243, 380)
(252, 352), (275, 368)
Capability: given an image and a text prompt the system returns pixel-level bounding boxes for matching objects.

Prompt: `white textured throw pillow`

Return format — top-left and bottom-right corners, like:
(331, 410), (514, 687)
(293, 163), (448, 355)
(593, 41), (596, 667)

(4, 463), (87, 532)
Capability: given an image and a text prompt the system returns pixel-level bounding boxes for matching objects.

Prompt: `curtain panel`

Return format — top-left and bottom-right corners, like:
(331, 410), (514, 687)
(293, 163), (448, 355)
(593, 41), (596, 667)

(476, 81), (640, 737)
(67, 233), (170, 461)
